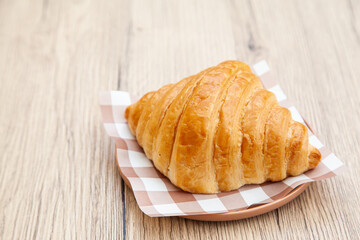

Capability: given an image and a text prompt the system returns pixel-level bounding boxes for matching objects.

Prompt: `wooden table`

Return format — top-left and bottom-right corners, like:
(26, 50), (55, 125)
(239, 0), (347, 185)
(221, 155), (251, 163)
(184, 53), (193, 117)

(1, 0), (359, 239)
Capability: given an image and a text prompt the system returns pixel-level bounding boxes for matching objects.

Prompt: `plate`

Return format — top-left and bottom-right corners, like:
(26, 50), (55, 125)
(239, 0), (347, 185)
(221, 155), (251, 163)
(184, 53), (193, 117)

(116, 154), (310, 221)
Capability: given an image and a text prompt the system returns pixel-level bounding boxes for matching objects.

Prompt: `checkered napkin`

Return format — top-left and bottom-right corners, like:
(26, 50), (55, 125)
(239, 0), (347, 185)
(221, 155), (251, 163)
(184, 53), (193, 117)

(100, 60), (345, 217)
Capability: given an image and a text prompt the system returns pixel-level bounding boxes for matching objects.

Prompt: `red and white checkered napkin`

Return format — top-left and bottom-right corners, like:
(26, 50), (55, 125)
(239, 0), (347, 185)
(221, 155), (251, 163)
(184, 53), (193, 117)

(100, 60), (345, 217)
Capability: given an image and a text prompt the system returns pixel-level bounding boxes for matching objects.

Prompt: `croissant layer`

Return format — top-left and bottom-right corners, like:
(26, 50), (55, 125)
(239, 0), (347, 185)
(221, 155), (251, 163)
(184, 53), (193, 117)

(125, 61), (321, 193)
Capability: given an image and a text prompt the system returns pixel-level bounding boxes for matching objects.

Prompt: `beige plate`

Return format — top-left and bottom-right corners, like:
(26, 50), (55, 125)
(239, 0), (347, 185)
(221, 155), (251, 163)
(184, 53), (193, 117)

(116, 153), (310, 221)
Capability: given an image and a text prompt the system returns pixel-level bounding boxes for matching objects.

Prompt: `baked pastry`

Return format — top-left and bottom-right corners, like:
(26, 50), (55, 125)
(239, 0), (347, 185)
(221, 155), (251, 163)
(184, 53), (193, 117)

(125, 61), (321, 194)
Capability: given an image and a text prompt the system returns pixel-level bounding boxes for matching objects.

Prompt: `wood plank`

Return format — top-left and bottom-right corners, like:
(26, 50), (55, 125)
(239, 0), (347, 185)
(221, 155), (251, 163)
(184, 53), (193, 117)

(119, 0), (237, 96)
(0, 0), (129, 239)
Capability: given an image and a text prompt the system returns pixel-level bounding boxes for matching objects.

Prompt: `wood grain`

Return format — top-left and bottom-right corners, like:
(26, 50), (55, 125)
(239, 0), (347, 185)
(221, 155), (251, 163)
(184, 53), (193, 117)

(1, 0), (359, 239)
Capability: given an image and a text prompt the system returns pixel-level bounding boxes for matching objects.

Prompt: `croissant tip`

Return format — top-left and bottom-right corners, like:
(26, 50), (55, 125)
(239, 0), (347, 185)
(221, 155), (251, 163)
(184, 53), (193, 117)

(308, 145), (322, 169)
(125, 106), (130, 120)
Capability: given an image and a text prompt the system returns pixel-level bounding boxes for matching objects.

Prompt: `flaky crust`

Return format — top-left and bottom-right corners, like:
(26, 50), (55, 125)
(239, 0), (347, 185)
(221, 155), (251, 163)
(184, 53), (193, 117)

(125, 61), (321, 193)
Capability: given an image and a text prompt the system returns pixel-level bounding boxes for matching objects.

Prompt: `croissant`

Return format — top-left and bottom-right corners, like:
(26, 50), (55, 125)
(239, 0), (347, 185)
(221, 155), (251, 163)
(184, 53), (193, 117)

(125, 61), (321, 194)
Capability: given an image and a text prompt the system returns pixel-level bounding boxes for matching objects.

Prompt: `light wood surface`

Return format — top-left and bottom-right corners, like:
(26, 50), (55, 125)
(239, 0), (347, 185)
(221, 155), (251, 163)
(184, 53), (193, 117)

(1, 0), (359, 239)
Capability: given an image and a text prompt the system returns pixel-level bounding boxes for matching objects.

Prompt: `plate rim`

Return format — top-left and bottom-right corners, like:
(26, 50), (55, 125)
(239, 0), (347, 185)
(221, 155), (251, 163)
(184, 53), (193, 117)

(181, 182), (309, 221)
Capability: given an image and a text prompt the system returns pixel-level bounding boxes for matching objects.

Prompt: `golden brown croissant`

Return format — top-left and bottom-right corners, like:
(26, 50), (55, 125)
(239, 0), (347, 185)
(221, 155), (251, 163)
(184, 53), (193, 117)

(125, 61), (321, 194)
